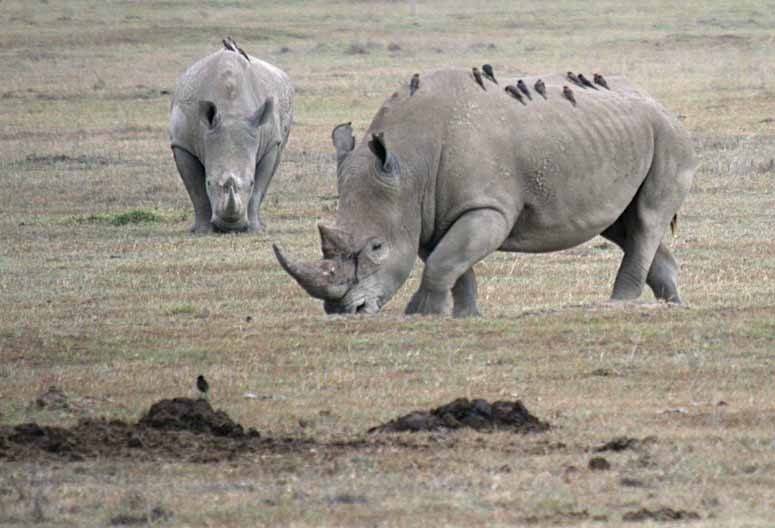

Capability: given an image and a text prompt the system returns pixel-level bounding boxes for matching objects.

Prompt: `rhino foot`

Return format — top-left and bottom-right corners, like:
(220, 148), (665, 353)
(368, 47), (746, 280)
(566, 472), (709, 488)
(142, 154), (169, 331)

(247, 219), (266, 233)
(190, 222), (214, 235)
(405, 288), (452, 316)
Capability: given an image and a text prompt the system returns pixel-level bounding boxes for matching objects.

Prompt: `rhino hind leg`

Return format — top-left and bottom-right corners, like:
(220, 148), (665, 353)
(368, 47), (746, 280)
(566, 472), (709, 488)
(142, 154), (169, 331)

(452, 268), (481, 317)
(172, 147), (212, 234)
(602, 213), (682, 304)
(406, 209), (509, 316)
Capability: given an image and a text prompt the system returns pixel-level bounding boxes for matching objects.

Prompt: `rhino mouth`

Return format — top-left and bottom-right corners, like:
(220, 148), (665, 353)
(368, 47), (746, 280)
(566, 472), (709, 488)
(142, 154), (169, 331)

(212, 218), (248, 233)
(324, 296), (382, 315)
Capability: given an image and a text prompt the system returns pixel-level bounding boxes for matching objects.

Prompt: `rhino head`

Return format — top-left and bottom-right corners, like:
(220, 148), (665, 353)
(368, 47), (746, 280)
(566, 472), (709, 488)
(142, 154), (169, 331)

(199, 97), (274, 232)
(274, 123), (422, 314)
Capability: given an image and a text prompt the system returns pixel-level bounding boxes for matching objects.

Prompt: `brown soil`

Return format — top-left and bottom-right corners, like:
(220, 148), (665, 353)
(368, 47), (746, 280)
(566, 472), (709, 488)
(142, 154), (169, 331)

(0, 397), (308, 463)
(368, 398), (550, 433)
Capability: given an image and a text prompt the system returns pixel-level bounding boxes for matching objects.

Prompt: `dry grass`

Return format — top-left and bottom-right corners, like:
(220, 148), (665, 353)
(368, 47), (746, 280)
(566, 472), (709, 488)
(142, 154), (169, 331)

(1, 0), (774, 526)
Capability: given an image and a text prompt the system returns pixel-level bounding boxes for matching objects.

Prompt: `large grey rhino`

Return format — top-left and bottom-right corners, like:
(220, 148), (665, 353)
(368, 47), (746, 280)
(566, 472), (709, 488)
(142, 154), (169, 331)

(169, 40), (293, 233)
(274, 69), (696, 316)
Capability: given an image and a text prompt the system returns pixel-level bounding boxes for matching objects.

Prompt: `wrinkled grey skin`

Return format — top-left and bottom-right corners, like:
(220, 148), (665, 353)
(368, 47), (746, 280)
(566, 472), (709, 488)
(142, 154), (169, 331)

(170, 48), (293, 233)
(274, 69), (696, 316)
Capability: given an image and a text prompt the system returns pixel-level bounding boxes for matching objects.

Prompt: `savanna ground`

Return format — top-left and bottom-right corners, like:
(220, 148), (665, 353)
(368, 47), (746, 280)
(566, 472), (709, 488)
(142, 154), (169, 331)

(1, 0), (774, 526)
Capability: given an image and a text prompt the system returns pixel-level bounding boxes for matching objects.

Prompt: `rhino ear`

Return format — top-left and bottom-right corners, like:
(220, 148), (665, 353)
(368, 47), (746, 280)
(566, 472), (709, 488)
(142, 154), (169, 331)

(199, 100), (220, 129)
(368, 132), (394, 173)
(332, 122), (356, 166)
(248, 97), (274, 128)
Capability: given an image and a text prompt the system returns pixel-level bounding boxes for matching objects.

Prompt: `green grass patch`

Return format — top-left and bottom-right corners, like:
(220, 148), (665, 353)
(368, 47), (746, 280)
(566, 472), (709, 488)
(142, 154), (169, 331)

(63, 209), (186, 226)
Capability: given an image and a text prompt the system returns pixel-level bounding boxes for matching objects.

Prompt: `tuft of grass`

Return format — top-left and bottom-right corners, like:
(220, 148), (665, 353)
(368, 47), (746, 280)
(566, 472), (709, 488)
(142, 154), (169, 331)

(63, 209), (185, 226)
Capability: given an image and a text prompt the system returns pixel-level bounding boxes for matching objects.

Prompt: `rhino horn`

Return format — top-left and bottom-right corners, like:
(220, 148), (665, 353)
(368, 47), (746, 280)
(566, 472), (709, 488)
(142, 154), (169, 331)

(318, 223), (355, 259)
(224, 184), (239, 218)
(273, 244), (350, 301)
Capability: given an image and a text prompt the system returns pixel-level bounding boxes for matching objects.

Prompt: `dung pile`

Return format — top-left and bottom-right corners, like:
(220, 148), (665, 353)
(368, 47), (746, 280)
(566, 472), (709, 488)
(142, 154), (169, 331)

(0, 398), (264, 462)
(369, 398), (550, 433)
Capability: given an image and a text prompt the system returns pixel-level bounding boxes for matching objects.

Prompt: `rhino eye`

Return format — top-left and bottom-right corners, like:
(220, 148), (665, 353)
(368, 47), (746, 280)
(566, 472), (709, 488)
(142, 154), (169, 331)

(371, 242), (382, 251)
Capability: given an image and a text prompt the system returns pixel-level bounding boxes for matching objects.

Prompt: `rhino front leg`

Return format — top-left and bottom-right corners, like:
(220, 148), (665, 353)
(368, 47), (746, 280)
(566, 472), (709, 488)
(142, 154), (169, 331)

(248, 143), (282, 232)
(406, 209), (509, 316)
(172, 147), (212, 234)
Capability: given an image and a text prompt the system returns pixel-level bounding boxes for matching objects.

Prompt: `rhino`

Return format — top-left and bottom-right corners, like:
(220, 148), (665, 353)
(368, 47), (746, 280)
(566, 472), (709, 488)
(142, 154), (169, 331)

(274, 69), (696, 316)
(169, 41), (293, 233)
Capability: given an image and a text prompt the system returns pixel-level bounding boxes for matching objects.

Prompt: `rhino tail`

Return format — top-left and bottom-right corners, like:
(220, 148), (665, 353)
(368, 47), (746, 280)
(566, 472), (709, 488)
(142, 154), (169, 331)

(670, 214), (678, 237)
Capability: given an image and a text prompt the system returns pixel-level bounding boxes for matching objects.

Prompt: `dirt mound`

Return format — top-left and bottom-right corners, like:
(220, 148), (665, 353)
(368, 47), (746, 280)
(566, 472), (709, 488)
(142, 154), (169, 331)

(368, 398), (550, 433)
(0, 398), (293, 463)
(138, 397), (256, 437)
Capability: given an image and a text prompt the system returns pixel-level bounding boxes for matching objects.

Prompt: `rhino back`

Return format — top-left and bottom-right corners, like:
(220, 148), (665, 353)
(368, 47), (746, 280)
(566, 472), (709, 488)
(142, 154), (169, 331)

(170, 50), (293, 158)
(366, 69), (690, 252)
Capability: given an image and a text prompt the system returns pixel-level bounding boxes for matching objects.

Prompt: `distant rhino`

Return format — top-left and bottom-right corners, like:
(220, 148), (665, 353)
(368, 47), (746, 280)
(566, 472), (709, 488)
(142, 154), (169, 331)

(274, 70), (696, 316)
(170, 41), (293, 233)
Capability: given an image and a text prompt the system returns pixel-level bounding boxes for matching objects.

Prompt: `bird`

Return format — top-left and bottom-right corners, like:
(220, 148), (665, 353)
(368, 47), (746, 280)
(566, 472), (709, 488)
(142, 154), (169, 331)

(534, 79), (547, 99)
(562, 85), (577, 106)
(516, 79), (532, 100)
(409, 73), (420, 96)
(482, 64), (498, 84)
(224, 36), (250, 62)
(567, 71), (582, 86)
(578, 73), (597, 89)
(505, 85), (526, 105)
(594, 73), (610, 89)
(196, 375), (210, 399)
(472, 67), (486, 90)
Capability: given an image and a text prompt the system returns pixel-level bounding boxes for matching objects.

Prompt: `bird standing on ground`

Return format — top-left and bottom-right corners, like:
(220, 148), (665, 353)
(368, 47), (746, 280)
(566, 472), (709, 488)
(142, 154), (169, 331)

(567, 71), (581, 86)
(562, 85), (577, 106)
(516, 79), (532, 100)
(593, 73), (610, 89)
(409, 73), (420, 96)
(472, 67), (486, 90)
(534, 79), (547, 99)
(482, 64), (498, 84)
(196, 375), (210, 399)
(578, 73), (596, 89)
(505, 85), (526, 105)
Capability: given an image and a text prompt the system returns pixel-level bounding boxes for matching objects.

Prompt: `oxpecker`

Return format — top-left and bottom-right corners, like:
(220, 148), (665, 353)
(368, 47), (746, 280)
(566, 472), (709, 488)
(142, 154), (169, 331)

(567, 71), (581, 86)
(472, 67), (486, 90)
(578, 73), (596, 89)
(562, 85), (577, 106)
(516, 79), (532, 100)
(505, 85), (526, 105)
(594, 73), (610, 89)
(482, 64), (498, 84)
(534, 79), (547, 99)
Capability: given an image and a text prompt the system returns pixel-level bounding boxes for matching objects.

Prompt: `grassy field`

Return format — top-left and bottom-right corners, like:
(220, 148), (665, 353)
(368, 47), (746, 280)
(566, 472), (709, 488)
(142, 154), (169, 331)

(1, 0), (774, 525)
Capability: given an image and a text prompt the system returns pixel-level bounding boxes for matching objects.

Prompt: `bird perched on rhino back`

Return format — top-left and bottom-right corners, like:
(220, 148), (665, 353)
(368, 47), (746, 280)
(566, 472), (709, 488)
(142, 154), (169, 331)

(562, 85), (577, 106)
(169, 40), (294, 234)
(274, 69), (697, 317)
(534, 79), (547, 99)
(594, 73), (610, 89)
(516, 79), (532, 100)
(482, 64), (497, 84)
(578, 73), (597, 89)
(505, 85), (526, 105)
(472, 67), (486, 90)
